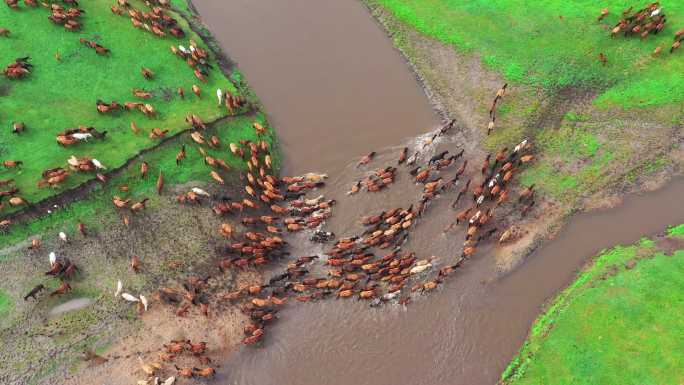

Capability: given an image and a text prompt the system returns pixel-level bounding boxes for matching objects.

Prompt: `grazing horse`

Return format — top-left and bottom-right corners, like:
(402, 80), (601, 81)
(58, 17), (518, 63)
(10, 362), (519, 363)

(50, 281), (72, 296)
(3, 160), (22, 168)
(141, 67), (154, 79)
(597, 8), (609, 21)
(3, 57), (32, 79)
(24, 284), (45, 301)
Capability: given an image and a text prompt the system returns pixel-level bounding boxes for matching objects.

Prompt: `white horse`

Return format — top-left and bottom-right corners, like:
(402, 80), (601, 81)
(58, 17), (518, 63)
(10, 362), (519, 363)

(72, 133), (92, 141)
(191, 187), (210, 197)
(91, 159), (106, 170)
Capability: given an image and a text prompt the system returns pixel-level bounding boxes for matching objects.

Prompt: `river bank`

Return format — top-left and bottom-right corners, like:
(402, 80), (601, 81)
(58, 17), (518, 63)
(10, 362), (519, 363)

(502, 224), (684, 384)
(362, 0), (683, 271)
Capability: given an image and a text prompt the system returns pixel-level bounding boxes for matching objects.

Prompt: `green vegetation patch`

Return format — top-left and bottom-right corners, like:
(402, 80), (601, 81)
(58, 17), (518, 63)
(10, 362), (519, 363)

(377, 0), (684, 108)
(538, 124), (601, 159)
(563, 111), (590, 122)
(518, 123), (615, 201)
(0, 0), (246, 215)
(0, 289), (11, 315)
(668, 223), (684, 237)
(0, 113), (275, 250)
(502, 232), (684, 385)
(519, 161), (578, 200)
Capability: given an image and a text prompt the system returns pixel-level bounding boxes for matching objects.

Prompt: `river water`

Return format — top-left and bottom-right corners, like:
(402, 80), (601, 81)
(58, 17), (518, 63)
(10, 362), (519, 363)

(192, 0), (684, 384)
(193, 0), (439, 175)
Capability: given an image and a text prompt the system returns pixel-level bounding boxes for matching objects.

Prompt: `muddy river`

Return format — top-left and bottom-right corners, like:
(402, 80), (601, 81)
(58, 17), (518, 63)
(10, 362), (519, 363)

(193, 0), (684, 384)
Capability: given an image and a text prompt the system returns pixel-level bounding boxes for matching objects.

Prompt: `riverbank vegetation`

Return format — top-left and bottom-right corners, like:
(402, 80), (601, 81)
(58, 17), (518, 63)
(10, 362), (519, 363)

(501, 225), (684, 384)
(366, 0), (683, 208)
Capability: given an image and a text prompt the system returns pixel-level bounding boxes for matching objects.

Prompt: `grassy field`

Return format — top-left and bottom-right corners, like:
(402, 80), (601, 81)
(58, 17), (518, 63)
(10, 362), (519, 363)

(501, 225), (684, 384)
(376, 0), (684, 109)
(0, 3), (277, 381)
(369, 0), (683, 208)
(0, 112), (276, 251)
(0, 0), (250, 216)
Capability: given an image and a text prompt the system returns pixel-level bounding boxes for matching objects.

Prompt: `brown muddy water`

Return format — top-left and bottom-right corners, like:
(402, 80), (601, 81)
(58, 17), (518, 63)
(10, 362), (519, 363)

(192, 0), (440, 175)
(192, 1), (684, 384)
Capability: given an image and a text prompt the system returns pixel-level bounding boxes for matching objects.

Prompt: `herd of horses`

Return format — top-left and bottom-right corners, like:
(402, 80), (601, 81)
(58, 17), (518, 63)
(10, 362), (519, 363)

(2, 0), (547, 382)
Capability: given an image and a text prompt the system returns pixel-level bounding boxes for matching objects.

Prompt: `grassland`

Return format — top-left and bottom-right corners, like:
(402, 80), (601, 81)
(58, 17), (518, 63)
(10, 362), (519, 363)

(376, 0), (684, 108)
(0, 2), (277, 382)
(0, 112), (276, 251)
(367, 0), (683, 211)
(0, 0), (250, 216)
(0, 289), (10, 315)
(501, 226), (684, 384)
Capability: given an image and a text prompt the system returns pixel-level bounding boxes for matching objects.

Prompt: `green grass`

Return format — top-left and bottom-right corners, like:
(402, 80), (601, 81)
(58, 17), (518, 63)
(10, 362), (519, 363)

(0, 0), (247, 215)
(519, 162), (578, 200)
(0, 289), (11, 315)
(502, 232), (684, 385)
(538, 124), (601, 159)
(0, 113), (276, 251)
(563, 111), (591, 122)
(518, 122), (617, 201)
(377, 0), (684, 108)
(668, 223), (684, 237)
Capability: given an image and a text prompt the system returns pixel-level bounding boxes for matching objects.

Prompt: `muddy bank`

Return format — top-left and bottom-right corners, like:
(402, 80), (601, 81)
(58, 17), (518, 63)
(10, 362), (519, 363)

(0, 182), (257, 385)
(62, 277), (253, 385)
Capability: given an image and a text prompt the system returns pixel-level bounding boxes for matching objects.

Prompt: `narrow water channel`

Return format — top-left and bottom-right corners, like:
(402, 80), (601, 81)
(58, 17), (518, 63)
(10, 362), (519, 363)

(192, 1), (684, 384)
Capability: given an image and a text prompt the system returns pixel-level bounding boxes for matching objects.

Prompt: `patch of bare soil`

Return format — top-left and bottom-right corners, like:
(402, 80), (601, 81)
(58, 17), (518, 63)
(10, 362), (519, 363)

(0, 183), (260, 385)
(0, 82), (11, 97)
(655, 236), (684, 256)
(493, 201), (567, 273)
(583, 194), (623, 210)
(61, 289), (251, 385)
